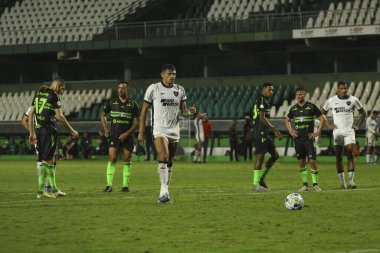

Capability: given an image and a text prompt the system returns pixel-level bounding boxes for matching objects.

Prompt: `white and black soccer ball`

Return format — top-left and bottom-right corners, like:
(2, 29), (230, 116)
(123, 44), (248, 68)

(285, 193), (304, 210)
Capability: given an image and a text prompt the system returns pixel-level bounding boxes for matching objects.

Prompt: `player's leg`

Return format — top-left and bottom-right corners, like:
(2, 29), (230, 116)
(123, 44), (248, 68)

(307, 139), (321, 192)
(154, 136), (170, 202)
(335, 145), (346, 188)
(104, 142), (118, 192)
(50, 149), (66, 197)
(121, 137), (134, 192)
(252, 134), (268, 191)
(167, 142), (177, 186)
(345, 143), (356, 189)
(36, 129), (56, 199)
(203, 137), (208, 163)
(295, 139), (309, 191)
(259, 139), (279, 189)
(193, 140), (201, 163)
(366, 137), (374, 164)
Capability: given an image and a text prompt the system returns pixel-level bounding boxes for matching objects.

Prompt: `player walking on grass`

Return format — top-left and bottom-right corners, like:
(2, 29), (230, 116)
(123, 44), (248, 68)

(321, 81), (366, 189)
(285, 87), (325, 192)
(138, 64), (196, 203)
(28, 79), (79, 198)
(251, 83), (282, 191)
(101, 81), (139, 193)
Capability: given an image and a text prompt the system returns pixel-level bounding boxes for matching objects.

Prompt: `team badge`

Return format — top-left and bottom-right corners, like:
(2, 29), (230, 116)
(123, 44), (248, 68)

(346, 101), (351, 106)
(173, 91), (179, 97)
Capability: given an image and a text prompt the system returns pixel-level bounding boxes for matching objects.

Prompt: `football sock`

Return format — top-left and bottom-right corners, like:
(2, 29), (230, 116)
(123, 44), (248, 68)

(260, 167), (270, 181)
(366, 154), (371, 163)
(193, 149), (199, 162)
(348, 170), (355, 183)
(374, 155), (378, 163)
(38, 163), (48, 192)
(338, 172), (346, 186)
(167, 166), (172, 185)
(253, 170), (261, 186)
(299, 168), (308, 186)
(158, 162), (168, 196)
(123, 162), (131, 187)
(106, 162), (116, 186)
(46, 164), (57, 190)
(36, 161), (41, 179)
(311, 169), (319, 186)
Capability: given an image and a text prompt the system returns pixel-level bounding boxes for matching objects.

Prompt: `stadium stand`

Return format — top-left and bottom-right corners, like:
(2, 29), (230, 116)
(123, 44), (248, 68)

(1, 80), (379, 122)
(0, 0), (153, 45)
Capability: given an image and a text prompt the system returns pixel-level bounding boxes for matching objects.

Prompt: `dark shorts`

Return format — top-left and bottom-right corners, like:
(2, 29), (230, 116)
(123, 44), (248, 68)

(36, 127), (57, 161)
(109, 135), (134, 152)
(254, 131), (275, 154)
(294, 138), (316, 160)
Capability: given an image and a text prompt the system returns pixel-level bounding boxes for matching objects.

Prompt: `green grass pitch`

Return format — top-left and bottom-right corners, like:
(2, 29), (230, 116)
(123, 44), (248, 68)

(0, 158), (379, 253)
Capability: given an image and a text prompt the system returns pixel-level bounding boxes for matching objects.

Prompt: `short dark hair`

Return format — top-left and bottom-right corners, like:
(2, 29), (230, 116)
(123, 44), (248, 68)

(262, 82), (273, 88)
(295, 87), (306, 93)
(337, 81), (347, 87)
(117, 80), (129, 86)
(161, 64), (176, 72)
(373, 110), (379, 115)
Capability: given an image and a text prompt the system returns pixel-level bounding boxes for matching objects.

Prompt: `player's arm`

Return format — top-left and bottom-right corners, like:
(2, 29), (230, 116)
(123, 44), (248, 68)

(320, 108), (337, 130)
(21, 114), (29, 131)
(28, 106), (36, 144)
(309, 115), (325, 140)
(181, 100), (196, 117)
(100, 111), (110, 137)
(55, 108), (79, 138)
(284, 116), (298, 138)
(353, 108), (366, 130)
(259, 111), (282, 139)
(119, 117), (140, 141)
(138, 101), (151, 142)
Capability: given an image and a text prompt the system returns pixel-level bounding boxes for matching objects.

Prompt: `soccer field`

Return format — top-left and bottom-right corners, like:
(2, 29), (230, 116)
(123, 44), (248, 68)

(0, 159), (379, 253)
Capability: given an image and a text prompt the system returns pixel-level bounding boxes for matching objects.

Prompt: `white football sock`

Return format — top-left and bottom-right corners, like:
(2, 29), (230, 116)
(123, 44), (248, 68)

(348, 171), (355, 183)
(158, 163), (168, 196)
(338, 172), (346, 187)
(366, 154), (371, 163)
(374, 155), (378, 163)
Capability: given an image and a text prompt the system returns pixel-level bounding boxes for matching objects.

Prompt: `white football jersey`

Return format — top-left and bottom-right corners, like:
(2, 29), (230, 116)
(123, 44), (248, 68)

(314, 118), (320, 132)
(322, 95), (363, 133)
(144, 82), (187, 136)
(366, 117), (378, 137)
(194, 117), (204, 136)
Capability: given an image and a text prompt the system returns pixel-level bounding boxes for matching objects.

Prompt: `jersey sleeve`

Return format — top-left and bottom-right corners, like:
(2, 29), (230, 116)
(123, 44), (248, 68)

(103, 100), (111, 114)
(180, 86), (187, 101)
(52, 93), (61, 109)
(144, 85), (154, 104)
(366, 117), (370, 129)
(25, 106), (32, 117)
(259, 96), (267, 112)
(287, 106), (294, 119)
(353, 97), (363, 110)
(313, 104), (322, 117)
(322, 98), (331, 112)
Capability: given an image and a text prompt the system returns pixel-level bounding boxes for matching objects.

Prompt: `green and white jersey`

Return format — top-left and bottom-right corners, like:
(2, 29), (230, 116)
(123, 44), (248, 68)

(287, 101), (322, 139)
(252, 95), (271, 134)
(103, 97), (139, 137)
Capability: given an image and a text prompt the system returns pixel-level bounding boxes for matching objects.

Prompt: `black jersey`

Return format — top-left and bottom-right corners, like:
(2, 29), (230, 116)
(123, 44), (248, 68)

(103, 97), (139, 137)
(252, 95), (271, 134)
(287, 101), (321, 139)
(31, 89), (60, 129)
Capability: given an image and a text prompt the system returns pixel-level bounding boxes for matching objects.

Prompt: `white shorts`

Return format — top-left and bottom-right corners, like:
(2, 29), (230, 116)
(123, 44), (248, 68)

(195, 132), (204, 142)
(153, 131), (180, 144)
(366, 136), (377, 147)
(333, 130), (356, 146)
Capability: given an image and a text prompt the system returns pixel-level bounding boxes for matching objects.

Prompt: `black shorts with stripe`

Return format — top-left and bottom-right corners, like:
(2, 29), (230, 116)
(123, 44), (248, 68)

(36, 127), (58, 161)
(109, 135), (134, 152)
(294, 138), (316, 160)
(254, 131), (275, 154)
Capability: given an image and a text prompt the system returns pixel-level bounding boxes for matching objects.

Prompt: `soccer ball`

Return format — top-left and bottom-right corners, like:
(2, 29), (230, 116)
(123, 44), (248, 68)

(285, 193), (304, 210)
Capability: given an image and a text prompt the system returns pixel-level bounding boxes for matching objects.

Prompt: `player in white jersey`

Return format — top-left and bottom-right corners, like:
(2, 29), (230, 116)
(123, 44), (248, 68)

(193, 112), (206, 163)
(365, 111), (379, 164)
(321, 81), (366, 189)
(138, 64), (196, 204)
(314, 118), (321, 148)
